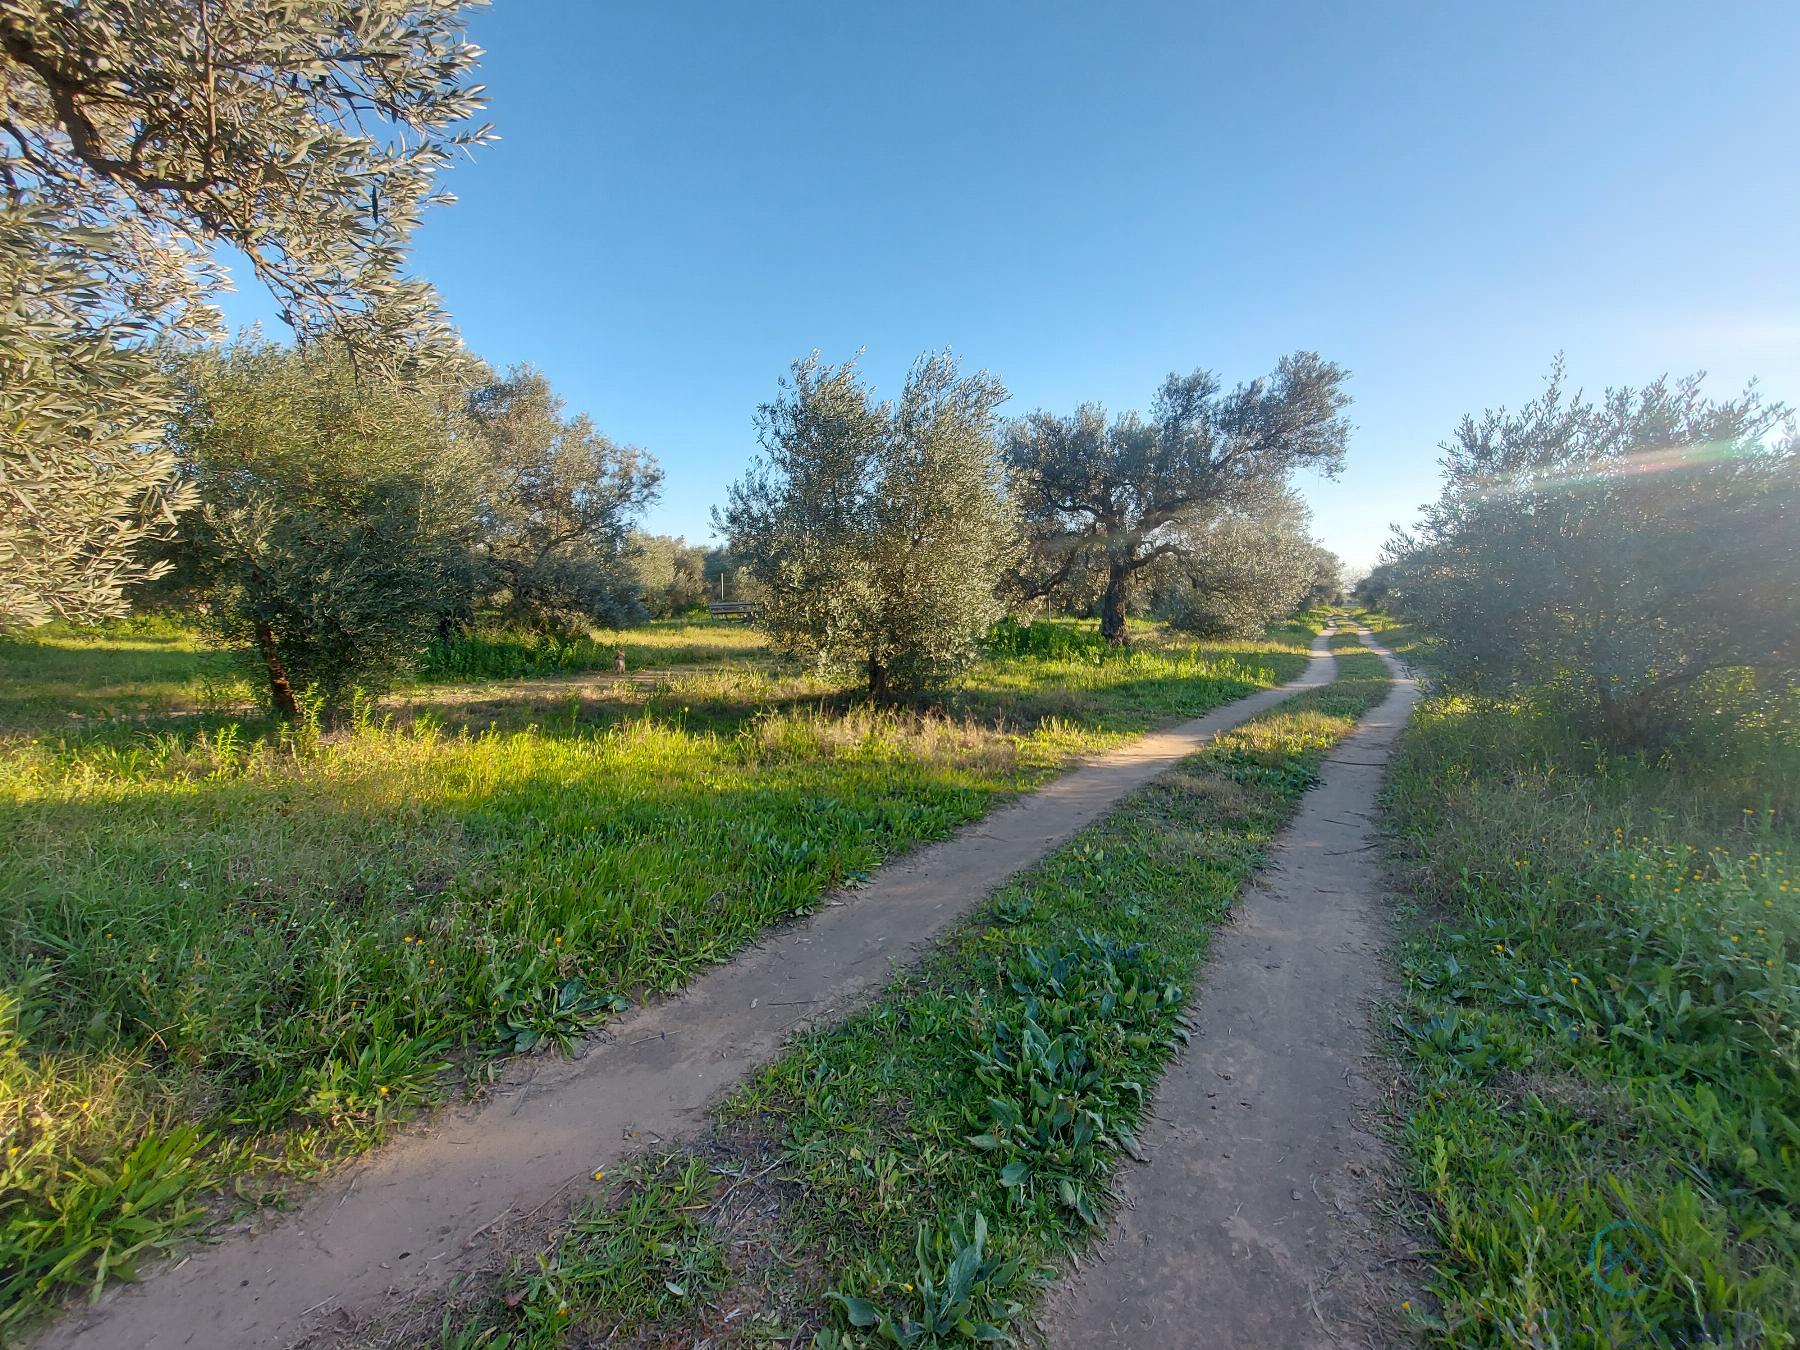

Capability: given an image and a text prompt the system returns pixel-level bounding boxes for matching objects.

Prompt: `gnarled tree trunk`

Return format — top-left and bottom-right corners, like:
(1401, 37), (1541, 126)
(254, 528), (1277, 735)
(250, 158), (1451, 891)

(1100, 563), (1131, 646)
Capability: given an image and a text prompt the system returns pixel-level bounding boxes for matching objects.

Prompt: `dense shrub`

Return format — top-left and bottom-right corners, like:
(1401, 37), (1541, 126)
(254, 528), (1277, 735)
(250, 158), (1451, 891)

(1383, 366), (1797, 746)
(983, 617), (1110, 662)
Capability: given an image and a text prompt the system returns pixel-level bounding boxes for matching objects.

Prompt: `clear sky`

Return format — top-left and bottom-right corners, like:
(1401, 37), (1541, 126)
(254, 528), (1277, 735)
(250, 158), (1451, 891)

(220, 0), (1800, 573)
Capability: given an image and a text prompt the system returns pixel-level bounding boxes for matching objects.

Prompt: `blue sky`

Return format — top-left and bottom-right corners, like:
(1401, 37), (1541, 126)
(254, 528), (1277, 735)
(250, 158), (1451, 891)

(221, 1), (1800, 572)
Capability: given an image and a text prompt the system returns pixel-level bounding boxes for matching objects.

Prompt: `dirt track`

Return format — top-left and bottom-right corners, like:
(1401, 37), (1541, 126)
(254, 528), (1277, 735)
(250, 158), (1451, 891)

(1042, 628), (1419, 1348)
(37, 636), (1339, 1350)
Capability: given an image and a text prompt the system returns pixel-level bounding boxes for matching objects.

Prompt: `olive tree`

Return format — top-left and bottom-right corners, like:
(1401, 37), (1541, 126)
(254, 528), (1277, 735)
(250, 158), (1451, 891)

(0, 208), (193, 628)
(717, 352), (1017, 697)
(1152, 494), (1324, 637)
(172, 341), (482, 717)
(630, 533), (711, 617)
(467, 367), (662, 633)
(1302, 545), (1345, 607)
(1352, 560), (1399, 611)
(1005, 353), (1352, 644)
(0, 0), (489, 627)
(1383, 366), (1798, 745)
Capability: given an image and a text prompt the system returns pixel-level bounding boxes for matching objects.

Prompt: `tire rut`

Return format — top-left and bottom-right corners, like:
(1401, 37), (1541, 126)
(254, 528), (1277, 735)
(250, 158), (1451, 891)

(1041, 628), (1420, 1349)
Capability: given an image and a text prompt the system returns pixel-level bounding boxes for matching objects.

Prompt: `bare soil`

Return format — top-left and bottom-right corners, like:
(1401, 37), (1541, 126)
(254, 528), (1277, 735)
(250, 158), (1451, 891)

(35, 639), (1337, 1350)
(1040, 629), (1421, 1349)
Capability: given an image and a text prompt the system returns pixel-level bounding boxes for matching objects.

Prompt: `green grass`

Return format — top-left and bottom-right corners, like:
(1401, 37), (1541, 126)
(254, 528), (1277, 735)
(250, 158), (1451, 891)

(0, 618), (1313, 1331)
(1382, 687), (1799, 1347)
(0, 617), (769, 733)
(418, 620), (770, 682)
(0, 615), (1308, 743)
(1352, 606), (1429, 665)
(463, 1154), (732, 1345)
(430, 646), (1395, 1347)
(946, 617), (1323, 738)
(0, 617), (246, 729)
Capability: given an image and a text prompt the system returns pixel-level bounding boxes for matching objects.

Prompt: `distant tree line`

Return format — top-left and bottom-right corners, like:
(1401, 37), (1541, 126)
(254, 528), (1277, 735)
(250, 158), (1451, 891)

(628, 533), (760, 619)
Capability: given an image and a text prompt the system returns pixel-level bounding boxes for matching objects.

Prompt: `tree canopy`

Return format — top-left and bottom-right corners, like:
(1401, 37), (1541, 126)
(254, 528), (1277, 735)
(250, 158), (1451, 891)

(171, 340), (481, 716)
(1382, 366), (1798, 745)
(1005, 353), (1351, 643)
(1151, 493), (1326, 637)
(467, 366), (662, 632)
(0, 207), (192, 628)
(717, 352), (1017, 696)
(1, 0), (489, 353)
(0, 0), (489, 629)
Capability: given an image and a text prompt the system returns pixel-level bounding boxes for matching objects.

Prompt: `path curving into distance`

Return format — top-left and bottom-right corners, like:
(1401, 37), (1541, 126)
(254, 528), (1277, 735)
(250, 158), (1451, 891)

(1043, 626), (1420, 1349)
(37, 633), (1342, 1350)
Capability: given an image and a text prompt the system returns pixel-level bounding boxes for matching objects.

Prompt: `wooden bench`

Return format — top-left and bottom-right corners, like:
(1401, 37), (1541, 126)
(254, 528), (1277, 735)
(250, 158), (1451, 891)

(707, 600), (761, 621)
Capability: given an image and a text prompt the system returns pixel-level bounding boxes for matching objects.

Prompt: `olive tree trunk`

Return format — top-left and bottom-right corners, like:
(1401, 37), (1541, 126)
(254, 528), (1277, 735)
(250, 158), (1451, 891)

(254, 619), (301, 721)
(1100, 564), (1132, 646)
